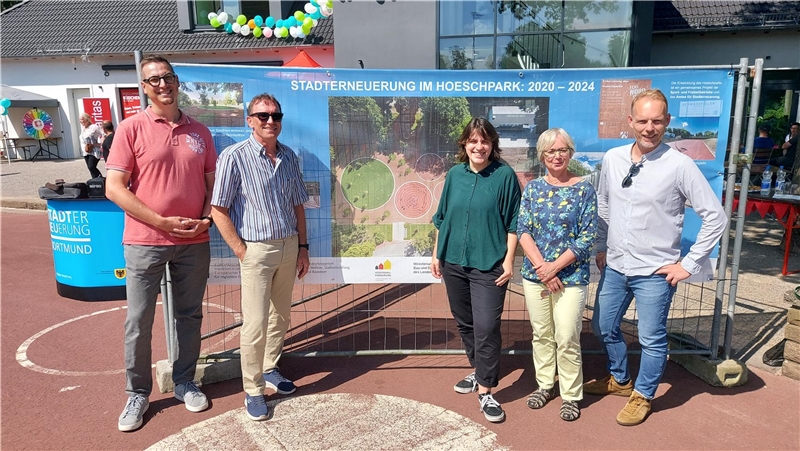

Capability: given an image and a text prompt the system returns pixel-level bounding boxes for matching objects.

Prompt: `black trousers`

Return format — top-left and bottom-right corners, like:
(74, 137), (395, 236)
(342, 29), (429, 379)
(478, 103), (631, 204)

(441, 261), (508, 388)
(85, 155), (102, 179)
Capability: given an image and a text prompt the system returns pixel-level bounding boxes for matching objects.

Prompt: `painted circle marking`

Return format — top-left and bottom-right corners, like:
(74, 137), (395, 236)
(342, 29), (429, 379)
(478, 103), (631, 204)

(16, 302), (240, 377)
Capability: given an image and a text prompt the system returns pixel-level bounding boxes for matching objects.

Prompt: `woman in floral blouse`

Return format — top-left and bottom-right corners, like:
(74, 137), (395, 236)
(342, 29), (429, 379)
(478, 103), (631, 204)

(517, 127), (597, 421)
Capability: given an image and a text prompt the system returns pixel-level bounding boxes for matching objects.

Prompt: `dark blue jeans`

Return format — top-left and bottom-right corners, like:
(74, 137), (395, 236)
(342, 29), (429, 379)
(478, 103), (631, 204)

(591, 266), (677, 399)
(441, 261), (508, 389)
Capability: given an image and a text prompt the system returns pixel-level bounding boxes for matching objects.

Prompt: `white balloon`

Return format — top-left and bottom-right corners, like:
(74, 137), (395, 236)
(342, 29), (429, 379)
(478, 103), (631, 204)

(218, 12), (229, 23)
(312, 18), (318, 26)
(0, 105), (6, 116)
(207, 12), (216, 21)
(304, 3), (317, 14)
(241, 26), (250, 36)
(263, 27), (274, 38)
(232, 23), (241, 33)
(320, 5), (332, 17)
(297, 31), (306, 39)
(289, 26), (298, 38)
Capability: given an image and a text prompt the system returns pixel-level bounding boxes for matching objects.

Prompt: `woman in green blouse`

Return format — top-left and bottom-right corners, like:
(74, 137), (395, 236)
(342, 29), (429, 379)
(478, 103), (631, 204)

(431, 117), (521, 423)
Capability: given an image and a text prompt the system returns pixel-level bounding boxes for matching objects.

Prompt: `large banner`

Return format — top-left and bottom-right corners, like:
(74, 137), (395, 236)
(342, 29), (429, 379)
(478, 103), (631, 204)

(173, 64), (734, 284)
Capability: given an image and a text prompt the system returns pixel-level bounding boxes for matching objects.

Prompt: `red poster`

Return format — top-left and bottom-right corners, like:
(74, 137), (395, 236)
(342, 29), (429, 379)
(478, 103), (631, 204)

(118, 88), (142, 120)
(81, 98), (112, 127)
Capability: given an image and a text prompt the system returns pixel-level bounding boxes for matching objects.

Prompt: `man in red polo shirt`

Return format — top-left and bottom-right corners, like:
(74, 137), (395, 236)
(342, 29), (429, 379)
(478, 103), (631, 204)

(106, 55), (217, 432)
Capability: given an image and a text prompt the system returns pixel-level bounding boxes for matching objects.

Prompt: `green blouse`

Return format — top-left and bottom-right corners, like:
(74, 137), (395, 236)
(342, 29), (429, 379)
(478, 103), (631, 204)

(433, 160), (521, 271)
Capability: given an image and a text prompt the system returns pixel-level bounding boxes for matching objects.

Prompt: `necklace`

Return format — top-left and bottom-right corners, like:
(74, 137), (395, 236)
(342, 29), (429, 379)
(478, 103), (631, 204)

(545, 174), (572, 186)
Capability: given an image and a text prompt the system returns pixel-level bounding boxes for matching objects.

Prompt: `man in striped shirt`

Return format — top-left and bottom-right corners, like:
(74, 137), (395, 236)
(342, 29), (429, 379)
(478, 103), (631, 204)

(210, 93), (309, 421)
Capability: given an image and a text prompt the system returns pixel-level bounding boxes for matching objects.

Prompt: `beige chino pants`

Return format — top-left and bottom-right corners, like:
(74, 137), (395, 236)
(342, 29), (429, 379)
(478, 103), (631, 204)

(522, 280), (587, 401)
(239, 235), (298, 396)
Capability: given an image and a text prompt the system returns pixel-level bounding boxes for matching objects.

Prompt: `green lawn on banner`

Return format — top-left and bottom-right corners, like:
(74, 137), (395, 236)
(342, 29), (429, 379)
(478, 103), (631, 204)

(341, 158), (394, 210)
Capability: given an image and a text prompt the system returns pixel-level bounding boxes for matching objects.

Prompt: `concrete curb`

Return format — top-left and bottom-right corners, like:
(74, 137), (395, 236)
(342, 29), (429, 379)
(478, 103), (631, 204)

(156, 353), (242, 394)
(1, 198), (46, 210)
(669, 353), (749, 387)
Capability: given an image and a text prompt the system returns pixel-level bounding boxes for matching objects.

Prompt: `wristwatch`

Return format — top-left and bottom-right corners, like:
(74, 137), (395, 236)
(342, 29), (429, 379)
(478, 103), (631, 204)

(298, 243), (309, 250)
(201, 215), (213, 224)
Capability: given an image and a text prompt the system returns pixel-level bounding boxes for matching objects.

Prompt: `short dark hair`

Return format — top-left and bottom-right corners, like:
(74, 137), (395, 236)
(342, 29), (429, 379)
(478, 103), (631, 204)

(102, 120), (114, 133)
(791, 122), (800, 128)
(758, 123), (771, 133)
(455, 117), (501, 163)
(140, 55), (175, 74)
(247, 93), (282, 116)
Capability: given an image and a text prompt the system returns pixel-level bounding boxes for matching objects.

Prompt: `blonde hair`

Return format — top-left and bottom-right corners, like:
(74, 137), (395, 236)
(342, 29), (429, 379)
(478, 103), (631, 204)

(630, 89), (668, 114)
(536, 128), (575, 163)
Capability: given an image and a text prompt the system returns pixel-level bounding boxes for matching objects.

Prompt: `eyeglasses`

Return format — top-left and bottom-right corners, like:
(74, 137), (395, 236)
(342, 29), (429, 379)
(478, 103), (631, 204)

(543, 148), (571, 159)
(621, 162), (643, 188)
(249, 112), (284, 122)
(142, 73), (177, 87)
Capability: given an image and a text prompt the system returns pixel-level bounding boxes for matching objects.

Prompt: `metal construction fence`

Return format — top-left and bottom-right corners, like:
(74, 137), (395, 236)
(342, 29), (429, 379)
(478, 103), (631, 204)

(161, 58), (766, 367)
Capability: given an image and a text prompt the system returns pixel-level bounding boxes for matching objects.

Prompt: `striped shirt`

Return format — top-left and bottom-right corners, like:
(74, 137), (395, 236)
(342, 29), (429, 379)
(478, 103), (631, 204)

(211, 135), (308, 242)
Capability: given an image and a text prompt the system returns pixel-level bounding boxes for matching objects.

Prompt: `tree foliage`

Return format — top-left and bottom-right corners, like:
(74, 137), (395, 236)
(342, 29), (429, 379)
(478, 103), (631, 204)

(419, 97), (472, 151)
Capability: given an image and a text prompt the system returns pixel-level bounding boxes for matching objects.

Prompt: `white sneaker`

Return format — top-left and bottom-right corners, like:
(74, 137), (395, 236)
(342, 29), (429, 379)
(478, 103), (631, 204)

(118, 395), (149, 432)
(174, 381), (209, 412)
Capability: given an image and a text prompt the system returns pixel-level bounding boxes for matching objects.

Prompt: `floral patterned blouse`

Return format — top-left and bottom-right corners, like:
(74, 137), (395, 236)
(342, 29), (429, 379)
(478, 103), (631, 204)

(517, 177), (598, 285)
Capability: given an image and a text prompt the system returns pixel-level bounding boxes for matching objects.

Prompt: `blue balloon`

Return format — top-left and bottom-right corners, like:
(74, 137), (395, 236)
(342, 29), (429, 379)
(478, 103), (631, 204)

(265, 16), (275, 28)
(0, 98), (10, 108)
(285, 17), (296, 27)
(276, 19), (284, 28)
(310, 0), (318, 6)
(254, 15), (264, 27)
(310, 10), (321, 19)
(224, 22), (233, 33)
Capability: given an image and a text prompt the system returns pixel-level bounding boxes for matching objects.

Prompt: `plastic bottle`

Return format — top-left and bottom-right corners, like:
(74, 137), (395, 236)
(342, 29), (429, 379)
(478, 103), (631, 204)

(761, 165), (773, 196)
(776, 166), (786, 194)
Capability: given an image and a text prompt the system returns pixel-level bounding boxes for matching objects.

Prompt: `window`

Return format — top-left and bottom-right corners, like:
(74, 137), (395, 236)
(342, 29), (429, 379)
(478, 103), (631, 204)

(192, 1), (274, 28)
(439, 0), (633, 69)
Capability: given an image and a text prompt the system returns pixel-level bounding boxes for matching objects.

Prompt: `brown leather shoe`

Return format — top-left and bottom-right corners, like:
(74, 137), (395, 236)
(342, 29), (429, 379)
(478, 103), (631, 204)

(583, 374), (633, 396)
(616, 392), (652, 426)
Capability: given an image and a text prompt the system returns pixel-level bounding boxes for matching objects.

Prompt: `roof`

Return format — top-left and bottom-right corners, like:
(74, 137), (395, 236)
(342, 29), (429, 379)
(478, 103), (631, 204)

(653, 1), (800, 33)
(0, 85), (59, 107)
(0, 0), (334, 59)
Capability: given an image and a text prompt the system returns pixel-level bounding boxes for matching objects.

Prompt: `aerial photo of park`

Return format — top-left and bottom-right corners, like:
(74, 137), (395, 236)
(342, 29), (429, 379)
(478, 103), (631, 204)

(328, 96), (550, 258)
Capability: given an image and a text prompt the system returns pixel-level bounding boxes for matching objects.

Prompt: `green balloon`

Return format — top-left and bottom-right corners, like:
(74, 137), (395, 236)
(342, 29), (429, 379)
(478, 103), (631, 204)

(280, 27), (289, 38)
(237, 14), (247, 25)
(302, 24), (312, 34)
(294, 11), (304, 22)
(210, 17), (221, 27)
(253, 26), (263, 37)
(303, 17), (313, 27)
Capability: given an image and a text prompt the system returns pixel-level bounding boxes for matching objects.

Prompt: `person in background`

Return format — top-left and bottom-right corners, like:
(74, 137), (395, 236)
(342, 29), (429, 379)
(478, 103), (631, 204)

(106, 55), (216, 432)
(753, 123), (774, 150)
(79, 113), (103, 178)
(586, 89), (726, 426)
(431, 117), (521, 423)
(211, 93), (309, 422)
(773, 122), (799, 168)
(101, 120), (115, 162)
(517, 128), (597, 422)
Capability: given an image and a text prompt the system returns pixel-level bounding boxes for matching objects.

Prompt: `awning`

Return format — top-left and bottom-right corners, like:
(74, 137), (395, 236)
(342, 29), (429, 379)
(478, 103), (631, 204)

(284, 50), (322, 68)
(0, 85), (59, 108)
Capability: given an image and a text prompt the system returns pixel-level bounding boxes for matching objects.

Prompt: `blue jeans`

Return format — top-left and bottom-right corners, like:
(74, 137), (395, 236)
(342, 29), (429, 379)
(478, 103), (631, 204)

(591, 266), (676, 399)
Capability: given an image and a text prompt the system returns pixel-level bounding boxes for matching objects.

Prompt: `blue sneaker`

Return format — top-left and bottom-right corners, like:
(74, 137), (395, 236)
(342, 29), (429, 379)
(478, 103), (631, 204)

(263, 368), (296, 395)
(244, 394), (269, 421)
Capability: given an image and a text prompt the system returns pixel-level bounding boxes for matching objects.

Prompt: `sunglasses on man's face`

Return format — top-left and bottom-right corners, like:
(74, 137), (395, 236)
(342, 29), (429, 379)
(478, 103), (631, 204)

(621, 162), (643, 188)
(249, 112), (284, 122)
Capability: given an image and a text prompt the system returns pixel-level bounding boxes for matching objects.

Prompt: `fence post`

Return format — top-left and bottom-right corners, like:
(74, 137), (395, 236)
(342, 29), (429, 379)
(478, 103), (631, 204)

(723, 58), (764, 360)
(161, 267), (178, 363)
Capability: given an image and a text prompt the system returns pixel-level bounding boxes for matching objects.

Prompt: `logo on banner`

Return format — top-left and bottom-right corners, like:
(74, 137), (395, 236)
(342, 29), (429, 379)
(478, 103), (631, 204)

(114, 269), (126, 279)
(374, 259), (392, 281)
(186, 133), (206, 154)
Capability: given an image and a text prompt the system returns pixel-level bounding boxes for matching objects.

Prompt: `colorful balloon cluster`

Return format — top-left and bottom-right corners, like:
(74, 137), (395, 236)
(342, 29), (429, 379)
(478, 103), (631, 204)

(0, 98), (10, 116)
(208, 0), (333, 39)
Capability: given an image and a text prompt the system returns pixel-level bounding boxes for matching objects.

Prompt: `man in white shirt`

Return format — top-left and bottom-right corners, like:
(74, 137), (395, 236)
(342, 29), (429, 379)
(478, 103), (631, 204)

(585, 89), (726, 426)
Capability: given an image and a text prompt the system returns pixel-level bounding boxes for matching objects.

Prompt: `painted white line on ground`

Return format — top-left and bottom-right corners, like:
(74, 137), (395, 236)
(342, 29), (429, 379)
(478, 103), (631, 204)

(16, 302), (241, 377)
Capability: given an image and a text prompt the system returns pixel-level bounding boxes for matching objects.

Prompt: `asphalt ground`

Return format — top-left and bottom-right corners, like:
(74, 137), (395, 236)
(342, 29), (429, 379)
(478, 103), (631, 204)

(2, 158), (800, 450)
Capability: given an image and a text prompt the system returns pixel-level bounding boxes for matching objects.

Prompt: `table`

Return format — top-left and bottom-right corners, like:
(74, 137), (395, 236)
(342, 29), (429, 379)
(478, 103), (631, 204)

(732, 192), (800, 275)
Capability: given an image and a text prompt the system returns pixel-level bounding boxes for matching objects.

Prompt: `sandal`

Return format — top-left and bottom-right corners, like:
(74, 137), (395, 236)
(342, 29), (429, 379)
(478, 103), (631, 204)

(526, 388), (554, 410)
(560, 400), (580, 421)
